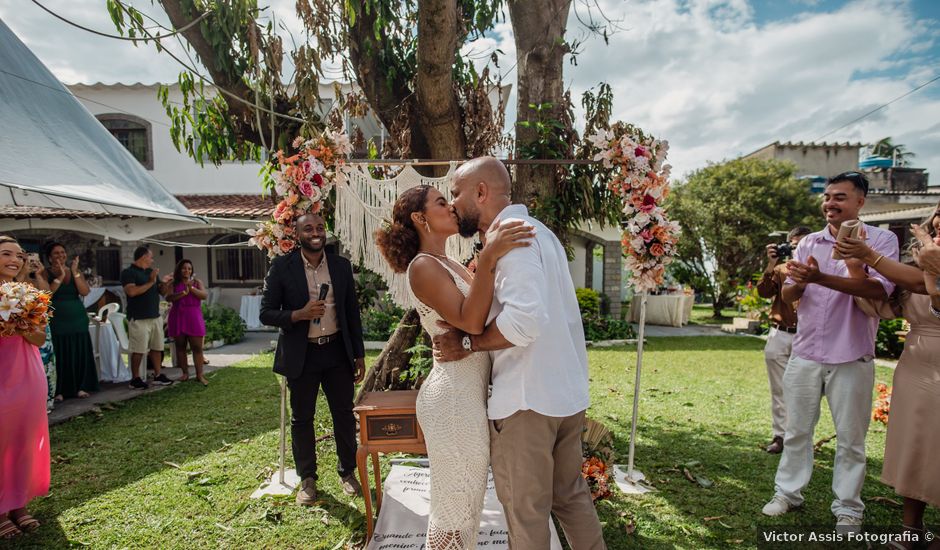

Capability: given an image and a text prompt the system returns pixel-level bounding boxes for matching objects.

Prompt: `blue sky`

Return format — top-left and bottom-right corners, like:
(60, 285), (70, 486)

(1, 0), (938, 180)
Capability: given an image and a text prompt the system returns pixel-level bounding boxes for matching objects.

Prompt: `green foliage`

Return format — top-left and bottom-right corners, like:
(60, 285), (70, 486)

(871, 137), (915, 167)
(201, 303), (246, 345)
(667, 157), (822, 313)
(735, 276), (772, 323)
(400, 341), (433, 385)
(577, 288), (634, 340)
(354, 267), (387, 312)
(876, 318), (906, 359)
(360, 293), (406, 341)
(576, 288), (602, 316)
(582, 315), (635, 341)
(522, 84), (623, 251)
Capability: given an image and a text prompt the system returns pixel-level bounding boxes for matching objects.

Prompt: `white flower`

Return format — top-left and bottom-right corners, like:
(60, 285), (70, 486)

(0, 294), (22, 322)
(308, 158), (325, 175)
(329, 131), (353, 156)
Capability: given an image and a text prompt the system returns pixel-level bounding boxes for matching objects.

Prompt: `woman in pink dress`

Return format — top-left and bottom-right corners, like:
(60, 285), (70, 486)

(166, 259), (209, 385)
(0, 236), (51, 539)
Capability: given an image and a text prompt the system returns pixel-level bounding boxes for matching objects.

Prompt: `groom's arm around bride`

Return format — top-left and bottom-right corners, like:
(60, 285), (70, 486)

(436, 157), (607, 549)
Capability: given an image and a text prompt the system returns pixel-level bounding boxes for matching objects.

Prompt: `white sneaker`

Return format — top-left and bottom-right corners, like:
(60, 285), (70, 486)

(762, 495), (797, 516)
(835, 515), (862, 534)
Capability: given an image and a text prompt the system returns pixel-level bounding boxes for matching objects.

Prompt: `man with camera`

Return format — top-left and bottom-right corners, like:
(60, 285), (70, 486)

(756, 226), (812, 454)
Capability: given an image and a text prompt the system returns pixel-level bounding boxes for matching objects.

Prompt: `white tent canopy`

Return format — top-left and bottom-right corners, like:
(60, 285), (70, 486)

(0, 18), (202, 223)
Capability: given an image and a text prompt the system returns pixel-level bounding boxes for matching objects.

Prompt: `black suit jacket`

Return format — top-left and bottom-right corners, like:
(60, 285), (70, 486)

(259, 250), (366, 379)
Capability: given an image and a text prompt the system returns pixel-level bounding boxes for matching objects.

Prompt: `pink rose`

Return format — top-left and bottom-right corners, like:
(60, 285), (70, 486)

(298, 180), (314, 198)
(640, 229), (654, 243)
(278, 239), (295, 254)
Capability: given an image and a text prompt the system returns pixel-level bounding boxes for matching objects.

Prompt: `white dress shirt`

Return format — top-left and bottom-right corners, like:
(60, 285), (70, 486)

(487, 204), (591, 420)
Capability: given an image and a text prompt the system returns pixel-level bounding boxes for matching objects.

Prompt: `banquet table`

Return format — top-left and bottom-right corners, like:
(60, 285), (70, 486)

(240, 295), (263, 330)
(89, 320), (130, 383)
(628, 294), (694, 327)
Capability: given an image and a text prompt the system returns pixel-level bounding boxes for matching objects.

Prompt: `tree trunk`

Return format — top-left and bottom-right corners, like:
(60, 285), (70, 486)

(416, 0), (466, 175)
(508, 0), (572, 217)
(356, 309), (422, 402)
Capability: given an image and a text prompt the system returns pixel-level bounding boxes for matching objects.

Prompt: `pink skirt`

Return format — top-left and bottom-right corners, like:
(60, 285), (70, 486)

(167, 303), (206, 338)
(0, 335), (51, 514)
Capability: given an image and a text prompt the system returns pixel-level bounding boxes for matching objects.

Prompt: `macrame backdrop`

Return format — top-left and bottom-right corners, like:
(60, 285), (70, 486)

(334, 163), (478, 307)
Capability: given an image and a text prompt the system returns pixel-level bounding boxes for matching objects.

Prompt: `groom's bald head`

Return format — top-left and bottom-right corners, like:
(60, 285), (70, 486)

(450, 156), (513, 235)
(454, 156), (512, 198)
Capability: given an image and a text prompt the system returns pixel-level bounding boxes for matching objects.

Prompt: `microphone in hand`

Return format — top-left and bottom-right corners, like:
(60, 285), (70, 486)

(313, 283), (329, 325)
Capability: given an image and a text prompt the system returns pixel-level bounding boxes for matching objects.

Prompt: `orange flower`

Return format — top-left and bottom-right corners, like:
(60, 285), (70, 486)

(650, 243), (665, 257)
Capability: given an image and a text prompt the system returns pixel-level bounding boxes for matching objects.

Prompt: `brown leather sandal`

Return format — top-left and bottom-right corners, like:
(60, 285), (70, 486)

(11, 512), (40, 533)
(0, 518), (21, 539)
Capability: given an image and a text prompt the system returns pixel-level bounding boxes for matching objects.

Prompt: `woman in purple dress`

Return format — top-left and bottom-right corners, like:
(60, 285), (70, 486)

(166, 259), (208, 386)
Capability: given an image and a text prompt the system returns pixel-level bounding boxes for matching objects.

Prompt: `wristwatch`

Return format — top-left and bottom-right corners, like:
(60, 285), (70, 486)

(461, 334), (473, 352)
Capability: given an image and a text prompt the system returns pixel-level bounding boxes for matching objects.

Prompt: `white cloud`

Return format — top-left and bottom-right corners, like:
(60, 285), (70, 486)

(558, 0), (940, 179)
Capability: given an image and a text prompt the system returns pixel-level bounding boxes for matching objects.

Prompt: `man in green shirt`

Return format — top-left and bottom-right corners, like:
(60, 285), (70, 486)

(120, 246), (172, 389)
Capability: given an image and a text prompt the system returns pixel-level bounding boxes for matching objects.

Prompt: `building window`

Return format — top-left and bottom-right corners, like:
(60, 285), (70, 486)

(95, 248), (123, 284)
(96, 114), (154, 169)
(209, 234), (268, 285)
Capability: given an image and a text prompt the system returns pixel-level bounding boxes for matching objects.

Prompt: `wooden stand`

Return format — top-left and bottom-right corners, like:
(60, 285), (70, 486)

(354, 390), (427, 542)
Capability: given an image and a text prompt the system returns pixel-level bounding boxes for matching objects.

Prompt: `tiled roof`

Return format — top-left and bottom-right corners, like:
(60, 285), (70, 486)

(175, 194), (272, 218)
(0, 195), (272, 219)
(861, 205), (937, 223)
(0, 206), (122, 219)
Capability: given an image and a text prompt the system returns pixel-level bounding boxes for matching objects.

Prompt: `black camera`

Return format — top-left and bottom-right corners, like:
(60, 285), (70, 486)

(774, 242), (793, 260)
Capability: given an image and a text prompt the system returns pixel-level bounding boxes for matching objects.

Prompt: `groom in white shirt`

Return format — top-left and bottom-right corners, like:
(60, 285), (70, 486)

(433, 157), (606, 549)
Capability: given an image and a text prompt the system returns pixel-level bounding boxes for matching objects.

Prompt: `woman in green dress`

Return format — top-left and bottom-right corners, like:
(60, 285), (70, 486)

(46, 243), (99, 400)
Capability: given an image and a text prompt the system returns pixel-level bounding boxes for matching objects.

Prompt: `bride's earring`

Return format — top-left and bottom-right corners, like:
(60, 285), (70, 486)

(424, 220), (431, 233)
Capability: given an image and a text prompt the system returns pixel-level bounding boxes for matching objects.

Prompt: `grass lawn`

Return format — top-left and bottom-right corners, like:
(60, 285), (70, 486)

(10, 337), (934, 549)
(689, 304), (741, 324)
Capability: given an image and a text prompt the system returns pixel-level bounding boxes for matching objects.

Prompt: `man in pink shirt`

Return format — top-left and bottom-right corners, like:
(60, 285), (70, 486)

(761, 172), (899, 532)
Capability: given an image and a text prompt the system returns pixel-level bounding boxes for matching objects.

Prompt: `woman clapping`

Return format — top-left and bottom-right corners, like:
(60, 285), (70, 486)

(166, 259), (209, 385)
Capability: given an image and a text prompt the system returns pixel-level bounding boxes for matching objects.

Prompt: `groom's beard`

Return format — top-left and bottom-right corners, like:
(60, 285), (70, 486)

(457, 211), (480, 238)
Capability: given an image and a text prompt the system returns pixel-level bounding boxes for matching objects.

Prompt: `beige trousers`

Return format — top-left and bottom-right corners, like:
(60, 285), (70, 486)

(490, 409), (606, 549)
(764, 328), (794, 439)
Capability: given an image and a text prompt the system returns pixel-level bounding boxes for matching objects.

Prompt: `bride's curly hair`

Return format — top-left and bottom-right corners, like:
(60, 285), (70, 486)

(375, 185), (434, 273)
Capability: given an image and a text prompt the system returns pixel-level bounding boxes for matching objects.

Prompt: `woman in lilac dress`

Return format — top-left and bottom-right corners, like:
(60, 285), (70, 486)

(0, 236), (50, 539)
(166, 259), (208, 385)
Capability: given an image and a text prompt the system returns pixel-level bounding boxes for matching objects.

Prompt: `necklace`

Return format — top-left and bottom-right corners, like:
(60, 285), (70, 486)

(420, 251), (448, 261)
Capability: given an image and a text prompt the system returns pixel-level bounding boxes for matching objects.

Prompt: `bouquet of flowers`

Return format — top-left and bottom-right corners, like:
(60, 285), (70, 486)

(247, 130), (353, 258)
(872, 383), (891, 425)
(0, 281), (53, 337)
(581, 417), (615, 502)
(581, 456), (612, 501)
(587, 123), (680, 292)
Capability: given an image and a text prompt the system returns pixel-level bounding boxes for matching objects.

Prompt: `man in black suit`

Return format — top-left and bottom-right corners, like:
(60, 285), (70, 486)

(260, 213), (366, 505)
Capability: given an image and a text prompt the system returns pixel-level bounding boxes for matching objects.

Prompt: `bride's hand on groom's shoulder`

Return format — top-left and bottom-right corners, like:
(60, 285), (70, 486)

(480, 220), (536, 266)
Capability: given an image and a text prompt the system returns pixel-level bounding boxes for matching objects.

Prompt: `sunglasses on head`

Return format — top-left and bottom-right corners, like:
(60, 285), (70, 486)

(829, 171), (869, 195)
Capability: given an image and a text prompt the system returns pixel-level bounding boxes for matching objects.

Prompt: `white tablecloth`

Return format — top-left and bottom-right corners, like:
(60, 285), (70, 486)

(628, 294), (695, 327)
(83, 286), (127, 311)
(240, 295), (263, 330)
(89, 321), (130, 383)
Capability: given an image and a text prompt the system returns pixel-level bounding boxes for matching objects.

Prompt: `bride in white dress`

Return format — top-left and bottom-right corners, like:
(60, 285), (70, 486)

(376, 185), (533, 550)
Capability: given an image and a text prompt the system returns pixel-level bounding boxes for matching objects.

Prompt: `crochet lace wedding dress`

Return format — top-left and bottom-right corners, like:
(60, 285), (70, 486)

(408, 253), (491, 550)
